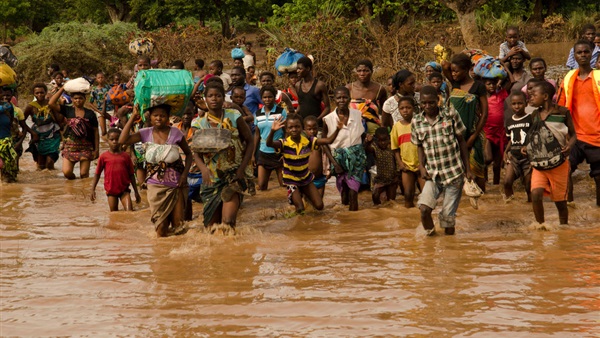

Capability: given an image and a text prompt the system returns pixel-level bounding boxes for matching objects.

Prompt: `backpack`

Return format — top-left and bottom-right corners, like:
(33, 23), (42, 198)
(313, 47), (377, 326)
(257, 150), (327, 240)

(526, 110), (566, 170)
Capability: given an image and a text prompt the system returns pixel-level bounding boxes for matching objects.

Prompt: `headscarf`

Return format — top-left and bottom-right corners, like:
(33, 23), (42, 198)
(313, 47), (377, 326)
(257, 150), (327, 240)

(425, 61), (442, 73)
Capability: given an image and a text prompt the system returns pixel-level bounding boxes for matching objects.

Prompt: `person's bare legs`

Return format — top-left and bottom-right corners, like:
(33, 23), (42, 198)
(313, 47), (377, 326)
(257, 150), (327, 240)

(349, 189), (358, 211)
(221, 193), (241, 227)
(403, 171), (417, 208)
(503, 163), (517, 199)
(301, 183), (324, 210)
(62, 159), (77, 179)
(107, 195), (120, 211)
(555, 201), (568, 224)
(257, 166), (272, 191)
(120, 192), (133, 211)
(79, 160), (91, 178)
(531, 188), (545, 224)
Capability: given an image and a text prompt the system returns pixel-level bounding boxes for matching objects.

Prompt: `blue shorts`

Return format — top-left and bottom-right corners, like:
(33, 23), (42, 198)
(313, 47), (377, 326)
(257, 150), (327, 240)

(187, 172), (203, 202)
(313, 175), (327, 189)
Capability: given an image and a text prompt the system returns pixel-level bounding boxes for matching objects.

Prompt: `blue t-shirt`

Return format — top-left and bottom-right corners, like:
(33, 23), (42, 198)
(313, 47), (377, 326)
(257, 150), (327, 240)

(255, 105), (287, 154)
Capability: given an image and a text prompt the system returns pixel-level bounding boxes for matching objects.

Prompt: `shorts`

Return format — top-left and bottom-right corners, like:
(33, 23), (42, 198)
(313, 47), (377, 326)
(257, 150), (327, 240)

(531, 160), (569, 202)
(107, 187), (131, 198)
(187, 172), (203, 202)
(569, 140), (600, 177)
(258, 151), (282, 170)
(507, 152), (531, 179)
(313, 175), (327, 189)
(417, 176), (464, 228)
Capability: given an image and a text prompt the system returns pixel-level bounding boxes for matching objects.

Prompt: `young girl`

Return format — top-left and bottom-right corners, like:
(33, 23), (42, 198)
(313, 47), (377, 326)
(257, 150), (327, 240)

(483, 74), (514, 185)
(443, 53), (489, 191)
(192, 81), (254, 232)
(382, 69), (418, 128)
(119, 104), (193, 237)
(504, 91), (532, 203)
(390, 96), (424, 208)
(323, 87), (367, 211)
(23, 84), (61, 170)
(253, 85), (287, 190)
(48, 87), (99, 179)
(525, 82), (576, 226)
(365, 127), (398, 205)
(266, 114), (342, 214)
(91, 128), (141, 211)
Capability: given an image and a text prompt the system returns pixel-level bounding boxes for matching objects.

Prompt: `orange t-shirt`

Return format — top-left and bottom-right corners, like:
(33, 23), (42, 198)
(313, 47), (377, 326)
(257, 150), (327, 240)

(558, 73), (600, 146)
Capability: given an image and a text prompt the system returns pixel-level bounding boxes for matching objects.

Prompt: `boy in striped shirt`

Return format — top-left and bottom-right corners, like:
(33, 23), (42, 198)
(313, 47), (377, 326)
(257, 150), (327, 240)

(266, 113), (343, 214)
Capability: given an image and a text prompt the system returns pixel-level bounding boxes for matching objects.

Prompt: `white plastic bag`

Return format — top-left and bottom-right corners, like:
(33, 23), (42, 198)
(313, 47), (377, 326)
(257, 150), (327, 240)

(63, 77), (91, 94)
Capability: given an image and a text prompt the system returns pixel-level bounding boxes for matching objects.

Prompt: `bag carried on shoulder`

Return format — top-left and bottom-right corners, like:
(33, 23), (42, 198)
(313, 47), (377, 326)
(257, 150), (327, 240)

(526, 113), (566, 170)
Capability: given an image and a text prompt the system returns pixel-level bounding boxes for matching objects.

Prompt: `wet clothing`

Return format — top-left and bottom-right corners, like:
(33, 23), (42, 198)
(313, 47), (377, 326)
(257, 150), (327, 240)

(59, 106), (98, 162)
(372, 146), (397, 186)
(449, 80), (486, 179)
(96, 151), (134, 196)
(278, 134), (318, 187)
(139, 127), (185, 188)
(29, 102), (61, 158)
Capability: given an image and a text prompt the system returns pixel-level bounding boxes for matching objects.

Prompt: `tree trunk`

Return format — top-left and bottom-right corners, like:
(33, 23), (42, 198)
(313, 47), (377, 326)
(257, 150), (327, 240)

(455, 10), (480, 48)
(548, 0), (559, 16)
(531, 0), (543, 22)
(105, 2), (131, 23)
(441, 0), (487, 48)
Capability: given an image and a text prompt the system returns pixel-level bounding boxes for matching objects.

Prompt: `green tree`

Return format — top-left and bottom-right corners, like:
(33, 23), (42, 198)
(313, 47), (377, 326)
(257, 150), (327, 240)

(0, 0), (31, 43)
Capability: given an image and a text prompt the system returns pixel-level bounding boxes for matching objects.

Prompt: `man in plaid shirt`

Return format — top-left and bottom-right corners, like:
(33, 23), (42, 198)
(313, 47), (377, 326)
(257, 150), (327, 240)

(411, 86), (473, 236)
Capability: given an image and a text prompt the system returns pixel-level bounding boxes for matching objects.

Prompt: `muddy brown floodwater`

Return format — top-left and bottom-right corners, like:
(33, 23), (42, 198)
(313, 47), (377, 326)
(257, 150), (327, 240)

(2, 41), (600, 336)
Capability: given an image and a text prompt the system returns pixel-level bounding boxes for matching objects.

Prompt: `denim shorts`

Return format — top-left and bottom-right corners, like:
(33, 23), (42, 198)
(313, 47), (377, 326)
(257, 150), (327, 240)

(418, 175), (465, 228)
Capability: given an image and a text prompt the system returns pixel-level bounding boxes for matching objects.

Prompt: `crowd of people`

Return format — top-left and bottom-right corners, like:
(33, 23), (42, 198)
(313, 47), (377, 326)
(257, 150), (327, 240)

(1, 24), (599, 236)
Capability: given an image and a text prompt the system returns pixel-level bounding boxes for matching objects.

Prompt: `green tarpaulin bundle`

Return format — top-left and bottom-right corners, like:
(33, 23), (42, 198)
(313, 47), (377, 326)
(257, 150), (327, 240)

(134, 69), (194, 119)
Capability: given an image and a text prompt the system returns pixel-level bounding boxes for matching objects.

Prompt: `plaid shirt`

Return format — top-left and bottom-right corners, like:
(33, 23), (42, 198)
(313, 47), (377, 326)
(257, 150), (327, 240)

(411, 106), (467, 185)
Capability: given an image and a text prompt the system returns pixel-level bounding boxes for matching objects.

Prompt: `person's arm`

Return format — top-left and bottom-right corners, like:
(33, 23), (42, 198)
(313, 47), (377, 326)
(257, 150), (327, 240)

(563, 109), (578, 155)
(48, 87), (66, 124)
(377, 85), (388, 109)
(93, 126), (100, 159)
(502, 67), (515, 92)
(280, 92), (296, 114)
(441, 60), (454, 83)
(252, 128), (260, 167)
(90, 158), (103, 201)
(417, 145), (430, 180)
(363, 134), (375, 152)
(457, 133), (473, 181)
(382, 110), (393, 129)
(177, 137), (193, 188)
(265, 116), (284, 150)
(316, 118), (343, 145)
(20, 107), (38, 142)
(236, 115), (254, 181)
(118, 105), (142, 145)
(468, 92), (488, 149)
(316, 81), (330, 120)
(519, 43), (531, 60)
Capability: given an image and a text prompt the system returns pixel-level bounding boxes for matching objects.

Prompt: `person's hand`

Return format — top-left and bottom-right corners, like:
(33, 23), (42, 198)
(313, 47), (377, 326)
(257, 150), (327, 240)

(30, 131), (39, 142)
(397, 161), (406, 172)
(131, 104), (141, 121)
(272, 116), (286, 131)
(334, 164), (344, 174)
(235, 168), (245, 182)
(419, 165), (431, 180)
(90, 190), (96, 201)
(134, 191), (141, 203)
(520, 146), (527, 156)
(176, 175), (188, 188)
(200, 167), (213, 186)
(251, 156), (257, 168)
(466, 135), (476, 149)
(465, 170), (474, 182)
(561, 144), (572, 155)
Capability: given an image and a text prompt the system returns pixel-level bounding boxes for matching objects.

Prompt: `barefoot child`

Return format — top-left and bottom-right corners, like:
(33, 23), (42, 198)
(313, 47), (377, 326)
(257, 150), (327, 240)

(253, 85), (287, 190)
(266, 114), (343, 214)
(91, 129), (141, 211)
(525, 82), (576, 225)
(365, 127), (398, 205)
(391, 96), (425, 208)
(304, 115), (327, 197)
(503, 91), (532, 202)
(412, 86), (473, 236)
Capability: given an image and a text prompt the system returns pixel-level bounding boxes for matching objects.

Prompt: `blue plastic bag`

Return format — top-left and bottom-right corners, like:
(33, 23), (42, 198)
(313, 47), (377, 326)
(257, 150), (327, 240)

(231, 48), (245, 59)
(473, 56), (507, 80)
(134, 69), (194, 120)
(274, 48), (305, 75)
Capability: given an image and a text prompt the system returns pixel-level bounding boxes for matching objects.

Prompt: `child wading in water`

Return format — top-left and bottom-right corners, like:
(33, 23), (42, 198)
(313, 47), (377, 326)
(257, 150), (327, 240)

(266, 114), (342, 214)
(503, 91), (532, 202)
(391, 96), (424, 208)
(91, 128), (141, 211)
(412, 86), (473, 235)
(303, 115), (327, 197)
(525, 82), (576, 226)
(365, 127), (398, 205)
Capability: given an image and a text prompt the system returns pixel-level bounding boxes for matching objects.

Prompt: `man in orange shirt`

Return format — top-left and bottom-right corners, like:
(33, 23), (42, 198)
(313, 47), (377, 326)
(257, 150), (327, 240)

(558, 40), (600, 206)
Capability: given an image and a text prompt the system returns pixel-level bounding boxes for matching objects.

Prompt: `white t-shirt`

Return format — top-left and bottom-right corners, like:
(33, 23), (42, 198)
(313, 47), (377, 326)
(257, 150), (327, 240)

(382, 96), (402, 123)
(219, 73), (232, 89)
(323, 108), (364, 152)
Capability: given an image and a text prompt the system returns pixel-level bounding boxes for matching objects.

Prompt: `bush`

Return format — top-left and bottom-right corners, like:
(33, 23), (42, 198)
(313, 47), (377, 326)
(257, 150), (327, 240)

(13, 22), (137, 86)
(262, 8), (429, 91)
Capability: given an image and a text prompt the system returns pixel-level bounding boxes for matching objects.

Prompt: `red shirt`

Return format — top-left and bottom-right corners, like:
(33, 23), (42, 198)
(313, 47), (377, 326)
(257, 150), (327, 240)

(95, 151), (134, 195)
